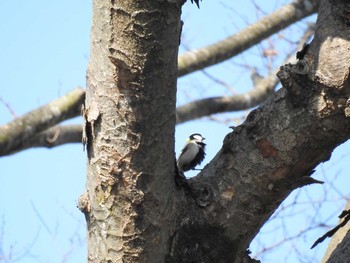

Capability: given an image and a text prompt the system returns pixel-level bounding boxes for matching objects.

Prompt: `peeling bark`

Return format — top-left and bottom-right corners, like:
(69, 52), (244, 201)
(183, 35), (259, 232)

(83, 1), (182, 262)
(168, 0), (350, 262)
(1, 0), (350, 262)
(0, 1), (321, 155)
(0, 70), (278, 153)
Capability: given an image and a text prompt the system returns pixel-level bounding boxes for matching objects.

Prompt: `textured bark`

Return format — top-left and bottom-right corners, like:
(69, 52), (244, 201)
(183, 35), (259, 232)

(81, 1), (182, 262)
(0, 1), (320, 155)
(80, 0), (350, 262)
(1, 0), (350, 262)
(168, 0), (350, 262)
(0, 69), (277, 152)
(177, 0), (319, 77)
(0, 75), (276, 153)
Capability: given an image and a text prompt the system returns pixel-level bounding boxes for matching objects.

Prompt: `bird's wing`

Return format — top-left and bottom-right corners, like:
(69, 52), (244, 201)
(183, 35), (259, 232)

(177, 142), (199, 170)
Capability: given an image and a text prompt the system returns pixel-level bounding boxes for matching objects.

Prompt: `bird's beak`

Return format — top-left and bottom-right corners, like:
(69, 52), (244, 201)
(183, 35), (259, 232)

(202, 137), (206, 140)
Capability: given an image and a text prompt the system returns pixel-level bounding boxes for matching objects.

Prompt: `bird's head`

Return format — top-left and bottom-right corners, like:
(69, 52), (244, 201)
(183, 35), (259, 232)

(188, 133), (205, 143)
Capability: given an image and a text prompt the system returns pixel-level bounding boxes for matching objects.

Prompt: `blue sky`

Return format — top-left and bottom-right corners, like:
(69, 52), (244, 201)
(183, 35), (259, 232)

(0, 1), (349, 262)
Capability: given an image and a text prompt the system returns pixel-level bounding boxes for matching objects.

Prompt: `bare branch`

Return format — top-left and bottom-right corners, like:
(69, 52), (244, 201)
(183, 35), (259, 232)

(178, 0), (350, 258)
(30, 125), (82, 149)
(0, 88), (85, 156)
(0, 96), (17, 118)
(0, 76), (277, 153)
(3, 125), (83, 156)
(178, 0), (319, 77)
(0, 16), (318, 156)
(176, 22), (316, 124)
(176, 70), (279, 124)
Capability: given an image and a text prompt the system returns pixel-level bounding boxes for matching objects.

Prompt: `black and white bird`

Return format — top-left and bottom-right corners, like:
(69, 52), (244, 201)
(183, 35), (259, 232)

(177, 133), (206, 172)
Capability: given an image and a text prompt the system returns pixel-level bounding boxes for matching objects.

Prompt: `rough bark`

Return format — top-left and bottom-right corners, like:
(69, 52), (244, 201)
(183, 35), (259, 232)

(80, 1), (182, 262)
(80, 0), (350, 262)
(1, 0), (350, 262)
(0, 0), (320, 155)
(168, 0), (350, 262)
(0, 70), (277, 154)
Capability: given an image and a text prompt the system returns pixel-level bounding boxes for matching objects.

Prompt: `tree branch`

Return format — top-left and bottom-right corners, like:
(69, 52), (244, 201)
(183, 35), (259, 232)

(0, 23), (315, 155)
(0, 1), (320, 156)
(169, 0), (350, 260)
(178, 0), (319, 77)
(0, 88), (85, 156)
(0, 2), (320, 156)
(0, 68), (278, 153)
(176, 69), (279, 123)
(0, 71), (277, 154)
(176, 22), (315, 124)
(3, 125), (83, 155)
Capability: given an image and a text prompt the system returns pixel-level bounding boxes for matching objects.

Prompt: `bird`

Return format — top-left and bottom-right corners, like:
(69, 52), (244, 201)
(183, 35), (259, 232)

(177, 133), (206, 172)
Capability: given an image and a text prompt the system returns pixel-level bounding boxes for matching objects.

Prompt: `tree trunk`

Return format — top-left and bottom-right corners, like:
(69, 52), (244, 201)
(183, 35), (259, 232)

(172, 0), (350, 261)
(324, 229), (350, 263)
(321, 200), (350, 263)
(81, 0), (183, 262)
(79, 0), (350, 262)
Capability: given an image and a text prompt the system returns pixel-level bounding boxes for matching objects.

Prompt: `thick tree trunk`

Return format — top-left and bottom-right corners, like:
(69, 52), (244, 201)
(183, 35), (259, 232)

(80, 0), (182, 262)
(79, 0), (350, 262)
(170, 0), (350, 262)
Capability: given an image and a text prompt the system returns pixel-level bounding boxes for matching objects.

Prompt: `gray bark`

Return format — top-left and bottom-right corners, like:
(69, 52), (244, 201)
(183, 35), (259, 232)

(0, 0), (320, 155)
(79, 0), (350, 262)
(80, 1), (182, 262)
(0, 0), (349, 262)
(78, 0), (350, 262)
(176, 1), (350, 261)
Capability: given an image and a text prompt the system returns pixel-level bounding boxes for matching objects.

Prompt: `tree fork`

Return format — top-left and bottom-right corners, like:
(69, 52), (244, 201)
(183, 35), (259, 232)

(171, 0), (350, 262)
(80, 0), (350, 262)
